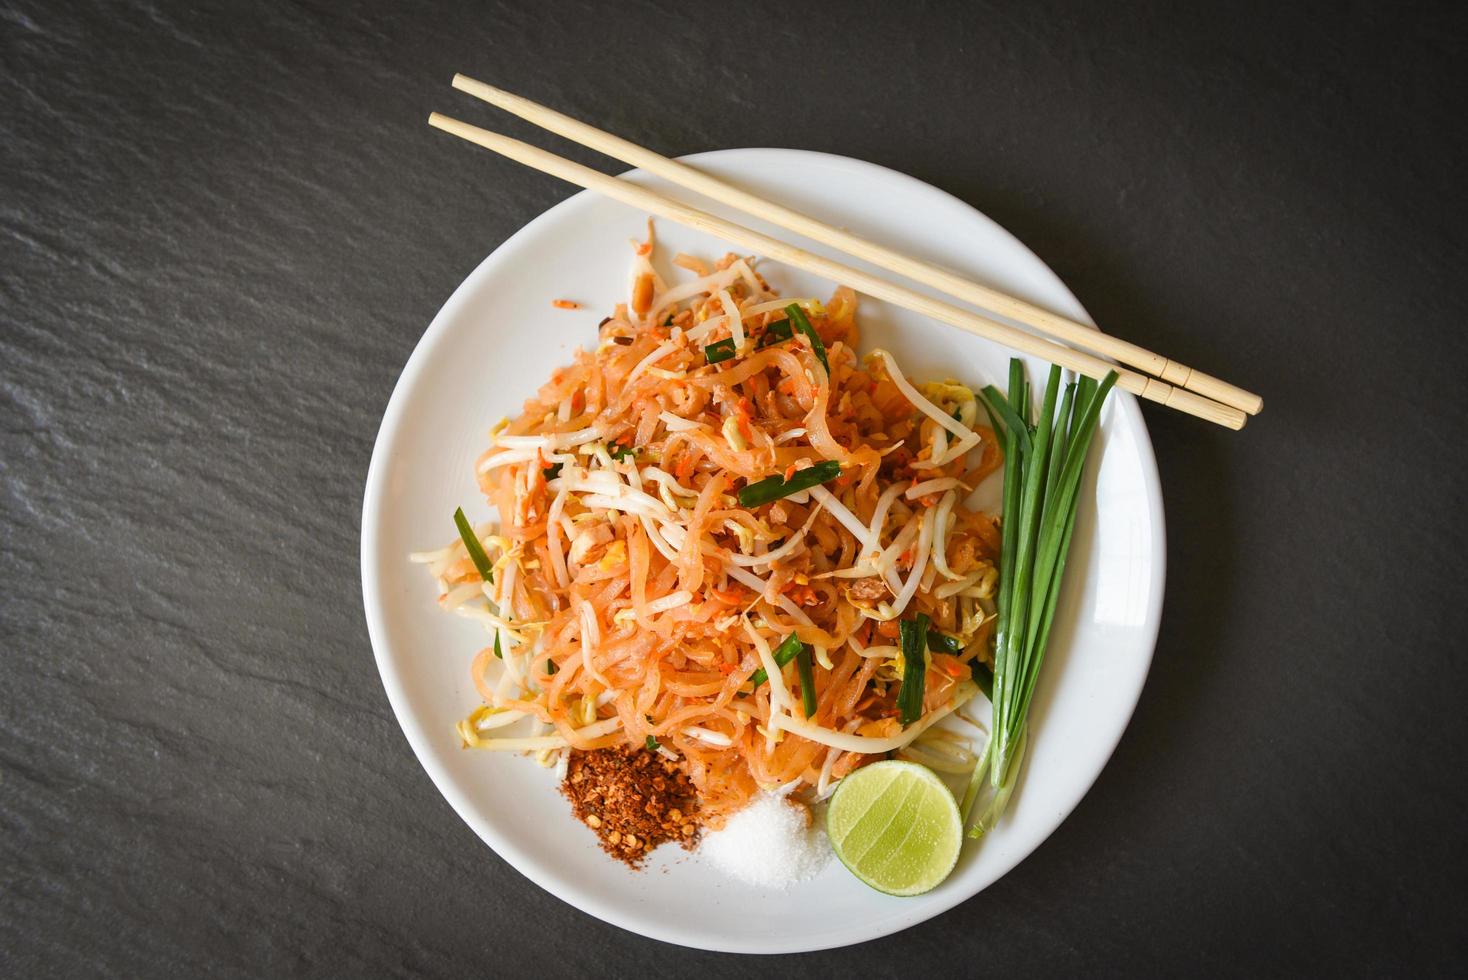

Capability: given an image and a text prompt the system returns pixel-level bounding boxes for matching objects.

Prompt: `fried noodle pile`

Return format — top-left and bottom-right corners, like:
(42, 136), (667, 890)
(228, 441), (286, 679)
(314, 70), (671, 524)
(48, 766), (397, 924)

(412, 232), (1004, 823)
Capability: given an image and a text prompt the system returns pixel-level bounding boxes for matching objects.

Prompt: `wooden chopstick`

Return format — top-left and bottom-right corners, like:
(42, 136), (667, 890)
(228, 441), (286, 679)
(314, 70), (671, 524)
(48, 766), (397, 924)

(428, 112), (1246, 430)
(451, 74), (1261, 418)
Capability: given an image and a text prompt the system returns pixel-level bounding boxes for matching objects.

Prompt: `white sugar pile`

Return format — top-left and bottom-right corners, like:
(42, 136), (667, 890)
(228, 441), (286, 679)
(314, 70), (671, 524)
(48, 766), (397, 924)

(699, 792), (830, 888)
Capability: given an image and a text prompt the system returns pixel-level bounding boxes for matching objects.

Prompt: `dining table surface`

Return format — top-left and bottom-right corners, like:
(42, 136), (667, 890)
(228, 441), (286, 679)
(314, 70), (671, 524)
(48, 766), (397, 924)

(3, 0), (1465, 975)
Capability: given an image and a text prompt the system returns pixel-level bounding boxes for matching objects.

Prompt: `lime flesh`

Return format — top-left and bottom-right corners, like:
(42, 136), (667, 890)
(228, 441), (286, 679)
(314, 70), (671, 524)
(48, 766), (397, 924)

(826, 760), (962, 896)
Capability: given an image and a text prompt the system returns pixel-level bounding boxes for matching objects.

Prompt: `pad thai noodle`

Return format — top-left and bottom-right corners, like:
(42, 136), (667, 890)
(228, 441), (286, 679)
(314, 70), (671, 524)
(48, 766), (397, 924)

(411, 228), (1004, 826)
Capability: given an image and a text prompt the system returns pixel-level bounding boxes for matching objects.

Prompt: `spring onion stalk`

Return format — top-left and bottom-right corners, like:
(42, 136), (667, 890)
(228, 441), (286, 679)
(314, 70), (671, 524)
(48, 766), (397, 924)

(749, 633), (805, 687)
(897, 614), (930, 725)
(927, 631), (963, 654)
(454, 507), (503, 659)
(704, 337), (737, 364)
(707, 319), (793, 365)
(784, 303), (829, 377)
(970, 661), (994, 701)
(795, 645), (817, 718)
(757, 317), (794, 349)
(454, 508), (495, 583)
(963, 360), (1117, 834)
(738, 460), (841, 507)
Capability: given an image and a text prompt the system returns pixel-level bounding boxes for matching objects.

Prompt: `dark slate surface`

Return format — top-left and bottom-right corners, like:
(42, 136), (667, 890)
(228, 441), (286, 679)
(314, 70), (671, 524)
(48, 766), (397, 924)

(4, 0), (1465, 975)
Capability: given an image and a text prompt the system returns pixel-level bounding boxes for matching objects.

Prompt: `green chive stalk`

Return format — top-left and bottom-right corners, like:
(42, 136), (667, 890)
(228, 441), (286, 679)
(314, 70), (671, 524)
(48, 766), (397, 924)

(962, 360), (1118, 835)
(748, 633), (805, 688)
(455, 507), (503, 658)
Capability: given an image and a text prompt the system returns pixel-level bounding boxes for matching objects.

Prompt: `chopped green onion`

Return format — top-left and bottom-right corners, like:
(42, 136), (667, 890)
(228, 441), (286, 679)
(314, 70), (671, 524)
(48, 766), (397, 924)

(704, 337), (737, 364)
(971, 661), (993, 701)
(645, 735), (659, 751)
(543, 461), (564, 480)
(897, 614), (930, 726)
(927, 631), (964, 655)
(785, 303), (829, 378)
(737, 459), (841, 507)
(795, 645), (817, 718)
(749, 633), (804, 687)
(455, 508), (504, 659)
(454, 507), (494, 583)
(609, 443), (636, 461)
(456, 509), (509, 661)
(756, 317), (794, 349)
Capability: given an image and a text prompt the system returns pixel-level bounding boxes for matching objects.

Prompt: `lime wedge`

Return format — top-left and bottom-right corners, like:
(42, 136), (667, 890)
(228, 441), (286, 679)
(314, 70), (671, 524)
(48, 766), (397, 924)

(826, 760), (962, 896)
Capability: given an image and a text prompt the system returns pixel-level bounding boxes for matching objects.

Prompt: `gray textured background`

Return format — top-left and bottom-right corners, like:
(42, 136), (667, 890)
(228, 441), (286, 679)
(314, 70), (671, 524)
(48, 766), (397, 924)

(4, 0), (1466, 975)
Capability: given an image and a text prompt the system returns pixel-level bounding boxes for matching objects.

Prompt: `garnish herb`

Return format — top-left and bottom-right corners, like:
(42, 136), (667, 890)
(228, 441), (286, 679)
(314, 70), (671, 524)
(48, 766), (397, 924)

(454, 507), (494, 583)
(927, 631), (963, 655)
(963, 359), (1118, 836)
(970, 661), (993, 701)
(454, 508), (502, 658)
(708, 317), (794, 366)
(749, 633), (805, 687)
(784, 303), (829, 377)
(704, 338), (737, 364)
(645, 735), (660, 751)
(756, 317), (794, 349)
(737, 460), (841, 507)
(897, 614), (930, 725)
(795, 644), (817, 718)
(609, 443), (636, 462)
(543, 461), (564, 480)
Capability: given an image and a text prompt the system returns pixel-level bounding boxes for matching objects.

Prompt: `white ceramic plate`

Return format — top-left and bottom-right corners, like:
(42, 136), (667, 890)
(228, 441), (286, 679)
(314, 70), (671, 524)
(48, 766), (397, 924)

(361, 148), (1164, 954)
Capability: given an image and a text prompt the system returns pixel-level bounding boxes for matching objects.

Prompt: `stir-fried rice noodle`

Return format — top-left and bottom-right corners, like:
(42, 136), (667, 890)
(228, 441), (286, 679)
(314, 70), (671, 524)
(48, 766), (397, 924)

(415, 240), (1006, 824)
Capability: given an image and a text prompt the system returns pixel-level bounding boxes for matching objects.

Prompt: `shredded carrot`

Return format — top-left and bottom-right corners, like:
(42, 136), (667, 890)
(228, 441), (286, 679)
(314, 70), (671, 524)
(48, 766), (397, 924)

(551, 299), (582, 310)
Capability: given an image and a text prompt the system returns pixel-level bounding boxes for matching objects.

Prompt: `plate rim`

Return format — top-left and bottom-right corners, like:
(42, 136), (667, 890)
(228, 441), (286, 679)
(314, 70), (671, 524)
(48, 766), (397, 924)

(361, 146), (1166, 953)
